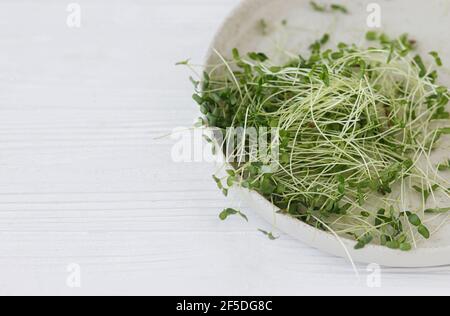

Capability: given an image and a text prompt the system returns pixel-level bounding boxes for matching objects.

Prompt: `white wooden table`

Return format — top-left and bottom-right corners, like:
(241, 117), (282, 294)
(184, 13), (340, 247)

(0, 0), (449, 296)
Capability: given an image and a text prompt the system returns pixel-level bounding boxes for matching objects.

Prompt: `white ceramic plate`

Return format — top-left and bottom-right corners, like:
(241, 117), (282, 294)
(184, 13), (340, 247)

(205, 0), (450, 267)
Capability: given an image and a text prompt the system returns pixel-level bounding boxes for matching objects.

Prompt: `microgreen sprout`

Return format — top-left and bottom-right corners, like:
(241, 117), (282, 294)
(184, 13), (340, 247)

(413, 184), (439, 202)
(430, 51), (443, 67)
(330, 4), (349, 14)
(187, 32), (450, 251)
(258, 229), (279, 240)
(425, 207), (450, 214)
(175, 59), (191, 66)
(366, 31), (378, 41)
(437, 159), (450, 171)
(219, 208), (248, 222)
(310, 1), (349, 14)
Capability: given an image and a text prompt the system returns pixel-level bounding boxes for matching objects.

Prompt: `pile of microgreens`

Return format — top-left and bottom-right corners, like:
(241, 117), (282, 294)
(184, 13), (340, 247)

(184, 29), (450, 251)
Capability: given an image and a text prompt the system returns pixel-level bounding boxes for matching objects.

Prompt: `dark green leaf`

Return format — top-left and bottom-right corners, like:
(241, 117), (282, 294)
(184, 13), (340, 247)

(425, 207), (450, 214)
(320, 33), (330, 45)
(413, 55), (427, 77)
(331, 4), (348, 13)
(192, 94), (203, 105)
(366, 31), (378, 41)
(418, 225), (430, 239)
(430, 51), (443, 67)
(320, 65), (330, 86)
(232, 48), (240, 61)
(219, 208), (248, 222)
(175, 59), (190, 66)
(386, 240), (400, 249)
(248, 52), (269, 62)
(400, 242), (412, 251)
(258, 19), (268, 35)
(219, 208), (237, 220)
(212, 175), (223, 190)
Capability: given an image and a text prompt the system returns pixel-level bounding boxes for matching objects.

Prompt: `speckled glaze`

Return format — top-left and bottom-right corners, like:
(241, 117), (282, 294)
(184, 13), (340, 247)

(206, 0), (450, 267)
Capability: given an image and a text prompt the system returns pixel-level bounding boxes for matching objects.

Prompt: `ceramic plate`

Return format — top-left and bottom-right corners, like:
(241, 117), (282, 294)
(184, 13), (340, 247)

(205, 0), (450, 267)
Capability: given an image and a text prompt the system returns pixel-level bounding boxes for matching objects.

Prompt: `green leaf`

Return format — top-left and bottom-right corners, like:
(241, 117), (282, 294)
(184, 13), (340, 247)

(366, 31), (378, 41)
(400, 242), (412, 251)
(258, 19), (268, 35)
(232, 48), (240, 61)
(189, 76), (200, 89)
(399, 33), (416, 51)
(194, 117), (205, 128)
(418, 225), (430, 239)
(202, 72), (210, 90)
(258, 229), (279, 240)
(337, 175), (345, 194)
(398, 235), (407, 244)
(425, 207), (450, 214)
(354, 233), (373, 249)
(238, 211), (249, 222)
(219, 208), (248, 222)
(362, 234), (373, 244)
(386, 240), (400, 249)
(413, 55), (427, 77)
(260, 176), (276, 195)
(375, 209), (386, 226)
(438, 127), (450, 135)
(309, 41), (322, 52)
(320, 33), (330, 45)
(330, 4), (348, 13)
(331, 51), (344, 60)
(227, 176), (235, 187)
(320, 65), (330, 86)
(379, 33), (391, 45)
(276, 184), (287, 194)
(192, 94), (203, 105)
(248, 52), (269, 62)
(337, 42), (348, 49)
(408, 214), (422, 227)
(226, 169), (236, 177)
(212, 175), (223, 190)
(387, 43), (395, 64)
(380, 235), (388, 246)
(219, 208), (237, 220)
(430, 51), (443, 67)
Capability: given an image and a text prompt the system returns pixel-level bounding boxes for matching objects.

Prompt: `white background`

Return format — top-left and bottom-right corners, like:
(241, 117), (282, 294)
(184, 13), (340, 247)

(0, 0), (450, 296)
